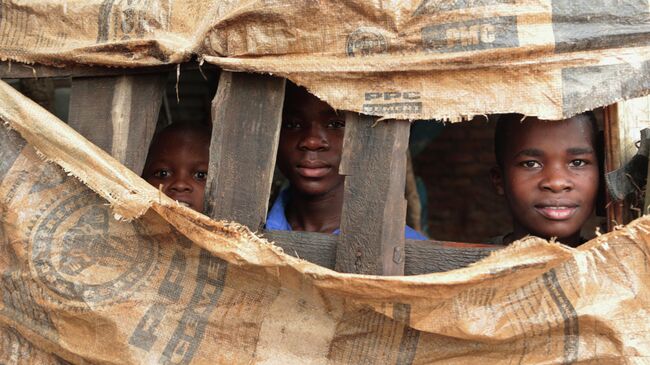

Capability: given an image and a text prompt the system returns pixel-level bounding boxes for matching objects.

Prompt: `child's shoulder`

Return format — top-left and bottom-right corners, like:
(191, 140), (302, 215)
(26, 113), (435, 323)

(405, 226), (427, 240)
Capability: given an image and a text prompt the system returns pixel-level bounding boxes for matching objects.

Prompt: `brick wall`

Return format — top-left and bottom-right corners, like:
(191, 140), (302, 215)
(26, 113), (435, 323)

(413, 117), (512, 243)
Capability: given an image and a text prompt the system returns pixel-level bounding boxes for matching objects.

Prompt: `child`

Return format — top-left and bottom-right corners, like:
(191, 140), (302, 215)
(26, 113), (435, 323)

(267, 82), (427, 240)
(142, 122), (210, 212)
(489, 112), (600, 247)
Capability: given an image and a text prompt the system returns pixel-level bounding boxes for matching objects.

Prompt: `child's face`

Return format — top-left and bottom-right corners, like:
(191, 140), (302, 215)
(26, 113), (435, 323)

(143, 130), (209, 212)
(491, 116), (599, 245)
(277, 89), (345, 197)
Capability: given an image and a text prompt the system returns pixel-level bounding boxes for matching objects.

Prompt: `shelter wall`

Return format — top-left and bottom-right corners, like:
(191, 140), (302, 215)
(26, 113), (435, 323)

(414, 117), (509, 242)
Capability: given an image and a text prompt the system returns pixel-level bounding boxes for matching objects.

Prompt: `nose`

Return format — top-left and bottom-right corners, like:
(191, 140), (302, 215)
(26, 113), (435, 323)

(298, 124), (329, 151)
(167, 174), (193, 193)
(540, 165), (573, 193)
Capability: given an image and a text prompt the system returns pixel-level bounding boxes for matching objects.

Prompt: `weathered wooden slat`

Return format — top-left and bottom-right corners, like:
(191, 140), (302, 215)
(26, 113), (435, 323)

(404, 240), (498, 274)
(604, 104), (625, 228)
(0, 61), (215, 79)
(604, 100), (650, 225)
(68, 73), (168, 175)
(204, 72), (285, 230)
(643, 129), (650, 215)
(263, 231), (337, 269)
(336, 114), (411, 275)
(263, 230), (500, 274)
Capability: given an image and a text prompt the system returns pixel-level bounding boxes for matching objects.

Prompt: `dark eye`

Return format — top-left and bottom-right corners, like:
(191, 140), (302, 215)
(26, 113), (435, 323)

(153, 169), (170, 178)
(569, 159), (588, 167)
(327, 120), (345, 129)
(282, 120), (302, 129)
(194, 171), (207, 180)
(520, 160), (541, 168)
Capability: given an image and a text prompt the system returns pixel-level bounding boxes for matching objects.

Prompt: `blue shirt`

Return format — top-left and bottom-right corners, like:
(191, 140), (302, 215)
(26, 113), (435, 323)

(266, 189), (428, 240)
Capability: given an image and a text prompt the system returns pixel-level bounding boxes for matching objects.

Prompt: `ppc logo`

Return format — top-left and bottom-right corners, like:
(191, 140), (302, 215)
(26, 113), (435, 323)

(97, 0), (171, 43)
(346, 27), (389, 57)
(422, 16), (518, 53)
(362, 91), (423, 115)
(365, 91), (421, 101)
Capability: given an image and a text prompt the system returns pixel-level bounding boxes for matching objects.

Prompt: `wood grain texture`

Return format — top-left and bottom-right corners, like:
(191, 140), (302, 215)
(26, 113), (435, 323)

(405, 150), (422, 232)
(641, 128), (650, 214)
(336, 114), (411, 275)
(204, 71), (285, 230)
(264, 230), (500, 274)
(604, 104), (625, 228)
(404, 240), (498, 274)
(0, 61), (215, 79)
(605, 100), (650, 225)
(263, 231), (337, 269)
(68, 73), (167, 175)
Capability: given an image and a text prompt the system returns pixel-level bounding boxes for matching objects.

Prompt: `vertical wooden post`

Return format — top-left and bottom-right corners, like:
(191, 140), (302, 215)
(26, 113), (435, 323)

(203, 72), (285, 231)
(642, 129), (650, 215)
(68, 73), (167, 175)
(604, 98), (650, 226)
(604, 104), (626, 227)
(336, 114), (410, 275)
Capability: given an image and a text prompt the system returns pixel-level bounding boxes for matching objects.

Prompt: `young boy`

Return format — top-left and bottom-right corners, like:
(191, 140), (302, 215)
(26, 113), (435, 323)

(142, 122), (210, 212)
(489, 112), (600, 247)
(267, 82), (427, 239)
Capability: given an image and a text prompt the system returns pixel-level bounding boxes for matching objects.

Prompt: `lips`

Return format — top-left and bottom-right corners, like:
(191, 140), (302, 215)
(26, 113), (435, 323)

(534, 202), (578, 220)
(296, 160), (331, 178)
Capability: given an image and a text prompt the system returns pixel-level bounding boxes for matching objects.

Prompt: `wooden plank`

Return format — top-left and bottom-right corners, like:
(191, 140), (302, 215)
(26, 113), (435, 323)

(404, 240), (498, 274)
(204, 72), (285, 230)
(604, 98), (650, 226)
(405, 150), (422, 231)
(263, 231), (337, 269)
(263, 230), (500, 274)
(0, 61), (215, 79)
(639, 128), (650, 214)
(336, 114), (411, 275)
(68, 73), (167, 174)
(604, 104), (626, 228)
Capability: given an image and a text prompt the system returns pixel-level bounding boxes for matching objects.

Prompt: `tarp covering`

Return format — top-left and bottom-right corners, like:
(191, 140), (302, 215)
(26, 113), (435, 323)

(1, 77), (650, 363)
(2, 1), (650, 120)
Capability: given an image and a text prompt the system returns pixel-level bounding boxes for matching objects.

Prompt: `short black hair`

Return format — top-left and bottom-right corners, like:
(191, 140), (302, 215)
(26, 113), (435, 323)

(143, 122), (211, 172)
(283, 80), (328, 112)
(150, 121), (211, 145)
(493, 112), (598, 168)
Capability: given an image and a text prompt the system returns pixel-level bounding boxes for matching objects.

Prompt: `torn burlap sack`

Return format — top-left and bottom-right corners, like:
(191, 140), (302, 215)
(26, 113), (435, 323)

(2, 1), (650, 120)
(1, 75), (650, 364)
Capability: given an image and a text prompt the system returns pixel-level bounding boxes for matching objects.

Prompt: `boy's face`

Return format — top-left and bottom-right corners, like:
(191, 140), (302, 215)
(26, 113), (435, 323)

(143, 129), (209, 212)
(491, 116), (599, 245)
(277, 89), (345, 197)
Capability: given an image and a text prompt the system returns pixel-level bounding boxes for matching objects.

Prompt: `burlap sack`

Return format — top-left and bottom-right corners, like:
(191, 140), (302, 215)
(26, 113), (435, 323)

(1, 73), (650, 363)
(2, 1), (650, 120)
